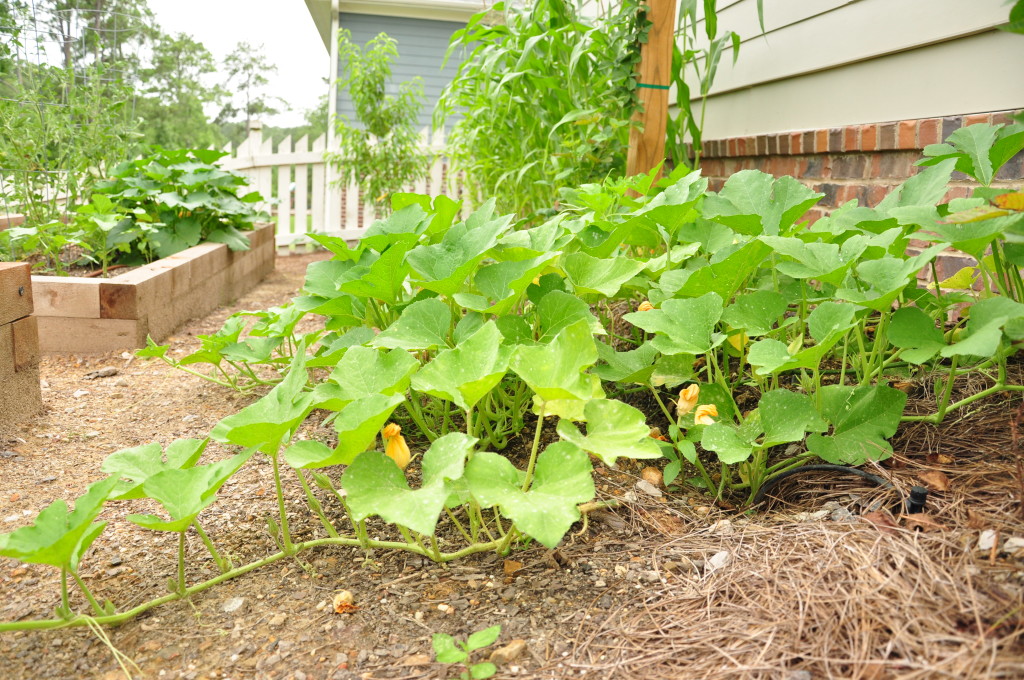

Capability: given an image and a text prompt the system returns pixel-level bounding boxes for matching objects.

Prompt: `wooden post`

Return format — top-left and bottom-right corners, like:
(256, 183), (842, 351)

(626, 0), (678, 180)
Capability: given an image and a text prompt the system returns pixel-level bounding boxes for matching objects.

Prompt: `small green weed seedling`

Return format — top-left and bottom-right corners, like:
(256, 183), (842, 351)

(433, 625), (502, 679)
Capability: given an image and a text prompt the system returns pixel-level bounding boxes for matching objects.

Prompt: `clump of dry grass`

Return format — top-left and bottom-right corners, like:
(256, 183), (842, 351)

(559, 385), (1024, 679)
(567, 523), (1024, 679)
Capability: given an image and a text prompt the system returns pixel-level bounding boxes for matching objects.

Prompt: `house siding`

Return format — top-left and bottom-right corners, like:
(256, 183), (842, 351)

(685, 0), (1024, 139)
(336, 12), (464, 132)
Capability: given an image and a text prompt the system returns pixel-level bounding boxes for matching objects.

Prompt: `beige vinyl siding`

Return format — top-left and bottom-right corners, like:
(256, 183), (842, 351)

(685, 0), (1024, 138)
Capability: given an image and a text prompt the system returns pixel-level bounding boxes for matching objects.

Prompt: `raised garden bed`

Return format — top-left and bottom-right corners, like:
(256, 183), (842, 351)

(30, 223), (276, 353)
(0, 262), (41, 430)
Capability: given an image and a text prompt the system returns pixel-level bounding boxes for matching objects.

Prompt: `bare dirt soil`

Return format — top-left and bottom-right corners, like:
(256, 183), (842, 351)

(1, 253), (1023, 680)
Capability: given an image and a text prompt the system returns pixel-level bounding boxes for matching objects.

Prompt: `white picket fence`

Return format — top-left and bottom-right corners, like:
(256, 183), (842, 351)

(219, 124), (465, 248)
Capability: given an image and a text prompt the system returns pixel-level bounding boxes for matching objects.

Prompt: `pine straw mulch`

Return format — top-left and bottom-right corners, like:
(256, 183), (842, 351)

(556, 390), (1024, 680)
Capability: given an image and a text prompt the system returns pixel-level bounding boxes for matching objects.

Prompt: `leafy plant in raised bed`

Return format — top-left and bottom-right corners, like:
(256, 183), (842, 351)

(4, 123), (1024, 633)
(80, 147), (268, 265)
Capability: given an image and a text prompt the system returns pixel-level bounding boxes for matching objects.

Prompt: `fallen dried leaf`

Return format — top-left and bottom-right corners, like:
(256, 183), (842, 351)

(926, 452), (956, 465)
(967, 508), (987, 530)
(903, 513), (947, 532)
(8, 493), (19, 502)
(861, 511), (900, 535)
(503, 559), (524, 577)
(918, 470), (951, 492)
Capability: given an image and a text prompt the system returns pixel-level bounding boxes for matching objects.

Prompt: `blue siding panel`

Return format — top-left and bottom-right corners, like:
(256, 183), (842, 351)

(336, 12), (465, 131)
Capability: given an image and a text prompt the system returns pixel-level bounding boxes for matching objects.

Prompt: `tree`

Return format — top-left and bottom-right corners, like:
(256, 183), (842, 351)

(219, 42), (283, 129)
(328, 30), (427, 213)
(136, 32), (223, 148)
(40, 0), (155, 73)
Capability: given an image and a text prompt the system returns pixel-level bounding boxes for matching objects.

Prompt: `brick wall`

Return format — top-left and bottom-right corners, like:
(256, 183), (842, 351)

(698, 110), (1024, 224)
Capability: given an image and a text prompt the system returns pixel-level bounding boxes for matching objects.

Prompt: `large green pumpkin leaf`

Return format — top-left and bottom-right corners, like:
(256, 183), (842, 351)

(759, 390), (828, 447)
(806, 385), (907, 464)
(0, 477), (117, 569)
(341, 433), (476, 536)
(556, 399), (662, 466)
(405, 199), (514, 296)
(286, 393), (405, 468)
(889, 307), (946, 364)
(371, 298), (452, 351)
(210, 351), (313, 454)
(464, 442), (594, 549)
(623, 292), (725, 355)
(721, 290), (788, 337)
(562, 252), (645, 298)
(328, 346), (419, 400)
(102, 438), (209, 500)
(703, 170), (823, 236)
(411, 323), (513, 411)
(510, 319), (603, 404)
(127, 449), (254, 533)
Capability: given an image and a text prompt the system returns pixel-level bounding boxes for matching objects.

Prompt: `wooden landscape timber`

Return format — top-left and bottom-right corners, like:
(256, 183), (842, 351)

(0, 262), (42, 429)
(31, 223), (276, 353)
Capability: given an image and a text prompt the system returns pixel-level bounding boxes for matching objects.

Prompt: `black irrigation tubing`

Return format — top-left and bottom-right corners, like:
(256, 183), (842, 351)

(748, 464), (893, 507)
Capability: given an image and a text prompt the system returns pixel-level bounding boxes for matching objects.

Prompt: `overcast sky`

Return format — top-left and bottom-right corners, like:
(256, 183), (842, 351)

(149, 0), (328, 127)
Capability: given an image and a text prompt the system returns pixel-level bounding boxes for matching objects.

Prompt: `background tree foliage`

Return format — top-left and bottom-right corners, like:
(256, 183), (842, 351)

(328, 29), (427, 213)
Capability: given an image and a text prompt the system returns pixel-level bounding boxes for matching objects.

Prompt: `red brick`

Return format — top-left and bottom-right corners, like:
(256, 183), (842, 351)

(992, 111), (1016, 126)
(829, 128), (843, 152)
(878, 123), (898, 150)
(964, 113), (991, 127)
(815, 129), (828, 153)
(867, 184), (888, 206)
(898, 120), (917, 149)
(755, 135), (768, 156)
(778, 134), (791, 155)
(803, 131), (816, 154)
(870, 154), (883, 178)
(844, 126), (860, 152)
(777, 157), (798, 177)
(918, 118), (941, 147)
(941, 186), (973, 202)
(861, 124), (878, 151)
(737, 137), (748, 155)
(728, 138), (739, 156)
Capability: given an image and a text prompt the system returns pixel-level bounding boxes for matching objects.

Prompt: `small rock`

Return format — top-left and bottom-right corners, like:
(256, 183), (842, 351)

(594, 579), (606, 588)
(40, 380), (50, 390)
(635, 480), (663, 498)
(489, 639), (527, 665)
(38, 476), (57, 484)
(641, 570), (661, 583)
(114, 378), (129, 387)
(710, 519), (733, 535)
(693, 506), (711, 517)
(84, 367), (118, 380)
(978, 529), (999, 552)
(110, 556), (122, 566)
(222, 597), (246, 614)
(1003, 537), (1024, 553)
(182, 414), (199, 423)
(73, 389), (90, 398)
(705, 551), (730, 574)
(268, 613), (287, 627)
(830, 507), (855, 522)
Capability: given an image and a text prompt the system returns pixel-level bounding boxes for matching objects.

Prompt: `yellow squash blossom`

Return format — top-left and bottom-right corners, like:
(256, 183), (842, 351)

(676, 384), (700, 417)
(694, 404), (718, 426)
(637, 300), (654, 312)
(381, 423), (410, 470)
